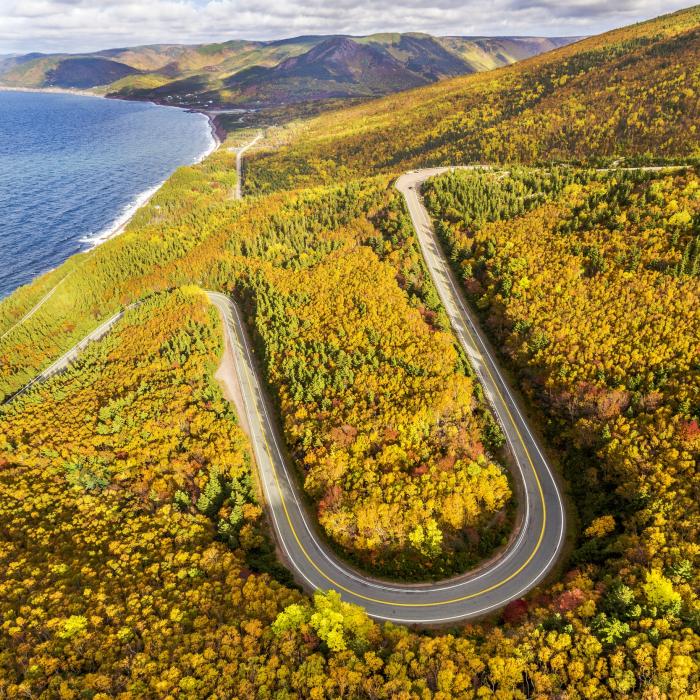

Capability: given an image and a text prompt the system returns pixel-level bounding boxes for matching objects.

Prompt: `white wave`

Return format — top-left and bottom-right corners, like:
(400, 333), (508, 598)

(78, 180), (165, 249)
(78, 112), (218, 251)
(194, 112), (220, 161)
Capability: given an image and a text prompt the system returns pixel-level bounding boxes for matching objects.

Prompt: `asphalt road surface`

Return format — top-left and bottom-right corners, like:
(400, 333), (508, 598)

(202, 170), (565, 623)
(5, 167), (566, 624)
(231, 132), (262, 199)
(4, 306), (129, 404)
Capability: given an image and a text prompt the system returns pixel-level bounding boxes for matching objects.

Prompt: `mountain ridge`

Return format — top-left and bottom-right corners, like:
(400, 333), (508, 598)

(0, 33), (582, 108)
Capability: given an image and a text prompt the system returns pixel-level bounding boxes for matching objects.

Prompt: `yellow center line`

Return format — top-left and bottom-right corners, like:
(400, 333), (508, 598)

(222, 182), (550, 607)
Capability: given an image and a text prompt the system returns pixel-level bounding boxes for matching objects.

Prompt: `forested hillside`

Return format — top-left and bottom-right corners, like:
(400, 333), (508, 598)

(2, 158), (698, 698)
(0, 139), (511, 579)
(246, 5), (700, 192)
(1, 5), (699, 698)
(422, 164), (700, 688)
(0, 289), (301, 695)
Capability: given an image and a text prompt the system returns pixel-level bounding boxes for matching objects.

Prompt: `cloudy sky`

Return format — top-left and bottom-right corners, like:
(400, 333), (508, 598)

(0, 0), (694, 54)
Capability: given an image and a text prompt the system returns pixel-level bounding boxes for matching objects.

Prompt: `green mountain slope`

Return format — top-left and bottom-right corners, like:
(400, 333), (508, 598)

(217, 37), (430, 107)
(439, 35), (576, 70)
(47, 57), (140, 89)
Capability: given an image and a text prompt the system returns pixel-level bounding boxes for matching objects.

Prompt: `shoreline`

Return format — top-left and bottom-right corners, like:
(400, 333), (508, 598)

(202, 112), (226, 147)
(79, 182), (166, 249)
(1, 87), (222, 255)
(80, 111), (220, 251)
(2, 86), (232, 147)
(1, 110), (226, 304)
(0, 85), (105, 99)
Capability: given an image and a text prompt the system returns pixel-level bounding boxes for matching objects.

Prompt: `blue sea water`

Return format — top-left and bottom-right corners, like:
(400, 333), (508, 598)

(0, 90), (215, 298)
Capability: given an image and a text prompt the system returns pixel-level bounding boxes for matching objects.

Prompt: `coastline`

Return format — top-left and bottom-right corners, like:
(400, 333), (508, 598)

(203, 112), (226, 148)
(80, 110), (220, 251)
(0, 85), (105, 99)
(0, 88), (222, 297)
(2, 86), (230, 149)
(0, 105), (221, 302)
(78, 181), (166, 248)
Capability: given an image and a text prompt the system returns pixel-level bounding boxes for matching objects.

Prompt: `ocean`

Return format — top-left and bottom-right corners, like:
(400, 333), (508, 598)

(0, 90), (215, 299)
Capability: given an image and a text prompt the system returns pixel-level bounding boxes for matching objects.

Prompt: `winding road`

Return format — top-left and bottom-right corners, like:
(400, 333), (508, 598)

(4, 165), (566, 624)
(203, 169), (565, 623)
(4, 306), (130, 404)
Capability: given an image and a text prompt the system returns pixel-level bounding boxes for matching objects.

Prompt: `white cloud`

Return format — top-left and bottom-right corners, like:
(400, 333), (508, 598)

(0, 0), (693, 53)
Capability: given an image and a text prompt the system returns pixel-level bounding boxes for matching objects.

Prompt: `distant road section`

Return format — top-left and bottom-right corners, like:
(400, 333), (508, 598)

(231, 132), (262, 199)
(4, 306), (129, 403)
(0, 272), (72, 342)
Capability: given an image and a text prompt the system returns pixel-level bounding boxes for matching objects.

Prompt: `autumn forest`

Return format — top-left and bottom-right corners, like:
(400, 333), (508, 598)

(1, 4), (699, 699)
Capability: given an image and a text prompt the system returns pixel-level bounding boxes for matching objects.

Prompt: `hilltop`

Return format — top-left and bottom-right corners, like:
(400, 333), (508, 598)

(0, 33), (578, 109)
